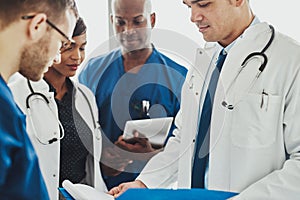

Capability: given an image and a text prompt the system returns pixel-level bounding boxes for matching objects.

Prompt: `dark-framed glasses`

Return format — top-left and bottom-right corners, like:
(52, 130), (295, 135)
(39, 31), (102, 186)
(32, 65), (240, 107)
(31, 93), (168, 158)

(21, 15), (75, 48)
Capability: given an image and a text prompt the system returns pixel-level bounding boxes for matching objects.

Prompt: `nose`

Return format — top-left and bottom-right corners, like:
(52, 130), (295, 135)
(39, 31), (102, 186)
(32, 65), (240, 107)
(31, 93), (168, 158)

(124, 22), (136, 35)
(71, 48), (81, 61)
(190, 6), (203, 23)
(53, 52), (61, 64)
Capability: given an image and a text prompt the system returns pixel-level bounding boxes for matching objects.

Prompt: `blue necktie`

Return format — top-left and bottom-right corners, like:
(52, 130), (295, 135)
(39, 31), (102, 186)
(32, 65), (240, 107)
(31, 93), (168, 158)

(191, 49), (227, 188)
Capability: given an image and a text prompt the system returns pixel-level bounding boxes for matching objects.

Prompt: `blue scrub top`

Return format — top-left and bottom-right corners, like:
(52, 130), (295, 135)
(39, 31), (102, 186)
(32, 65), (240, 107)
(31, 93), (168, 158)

(79, 47), (187, 189)
(0, 76), (49, 199)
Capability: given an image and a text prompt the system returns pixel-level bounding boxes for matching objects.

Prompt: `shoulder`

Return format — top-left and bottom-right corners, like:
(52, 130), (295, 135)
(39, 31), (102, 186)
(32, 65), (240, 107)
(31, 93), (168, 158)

(9, 75), (51, 111)
(73, 81), (95, 99)
(8, 74), (28, 91)
(78, 48), (122, 92)
(259, 26), (300, 66)
(250, 23), (300, 54)
(275, 32), (300, 53)
(82, 48), (121, 71)
(8, 75), (30, 113)
(0, 80), (25, 134)
(154, 48), (187, 76)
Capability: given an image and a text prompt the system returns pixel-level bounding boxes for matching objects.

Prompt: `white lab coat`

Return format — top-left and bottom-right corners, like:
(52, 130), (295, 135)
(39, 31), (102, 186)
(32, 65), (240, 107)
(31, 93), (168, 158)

(137, 22), (300, 199)
(9, 76), (107, 200)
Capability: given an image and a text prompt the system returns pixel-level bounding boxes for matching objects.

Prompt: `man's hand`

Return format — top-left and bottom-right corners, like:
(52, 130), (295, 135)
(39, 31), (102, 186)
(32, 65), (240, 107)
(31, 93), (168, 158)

(115, 132), (163, 161)
(115, 132), (155, 153)
(100, 146), (132, 176)
(227, 196), (237, 200)
(108, 180), (147, 198)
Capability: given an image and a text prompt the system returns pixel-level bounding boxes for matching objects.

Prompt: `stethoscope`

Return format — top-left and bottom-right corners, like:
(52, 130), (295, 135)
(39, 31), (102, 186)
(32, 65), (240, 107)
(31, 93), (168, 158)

(220, 25), (275, 110)
(26, 79), (101, 145)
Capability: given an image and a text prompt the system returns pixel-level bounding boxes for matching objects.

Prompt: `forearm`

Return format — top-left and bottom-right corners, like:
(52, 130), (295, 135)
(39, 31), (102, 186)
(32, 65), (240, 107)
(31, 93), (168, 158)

(236, 158), (300, 199)
(137, 137), (180, 188)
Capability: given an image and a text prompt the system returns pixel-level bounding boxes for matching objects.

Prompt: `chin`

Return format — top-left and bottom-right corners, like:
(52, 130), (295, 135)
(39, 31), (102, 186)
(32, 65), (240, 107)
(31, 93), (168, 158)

(122, 43), (141, 51)
(67, 72), (76, 78)
(43, 66), (50, 73)
(29, 74), (43, 82)
(125, 46), (144, 53)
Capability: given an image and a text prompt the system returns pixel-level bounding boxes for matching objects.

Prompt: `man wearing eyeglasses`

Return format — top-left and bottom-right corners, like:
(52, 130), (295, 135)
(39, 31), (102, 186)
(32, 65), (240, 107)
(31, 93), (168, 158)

(0, 0), (78, 199)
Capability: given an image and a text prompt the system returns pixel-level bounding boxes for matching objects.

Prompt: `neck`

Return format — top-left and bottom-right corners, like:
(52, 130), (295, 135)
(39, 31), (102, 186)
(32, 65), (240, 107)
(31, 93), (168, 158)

(44, 68), (68, 100)
(219, 7), (255, 47)
(122, 46), (153, 73)
(0, 26), (24, 82)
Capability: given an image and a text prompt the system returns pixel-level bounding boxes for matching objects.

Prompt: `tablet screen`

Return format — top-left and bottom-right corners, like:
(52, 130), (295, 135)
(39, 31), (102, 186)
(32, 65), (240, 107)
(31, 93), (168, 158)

(123, 117), (173, 145)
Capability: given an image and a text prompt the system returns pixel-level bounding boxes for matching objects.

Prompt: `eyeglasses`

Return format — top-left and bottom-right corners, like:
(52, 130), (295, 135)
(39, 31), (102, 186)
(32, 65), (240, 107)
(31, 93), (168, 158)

(21, 15), (75, 48)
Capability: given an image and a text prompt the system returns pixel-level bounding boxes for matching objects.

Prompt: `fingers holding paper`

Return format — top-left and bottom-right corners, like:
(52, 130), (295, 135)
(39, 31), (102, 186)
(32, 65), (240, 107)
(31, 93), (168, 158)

(108, 180), (147, 198)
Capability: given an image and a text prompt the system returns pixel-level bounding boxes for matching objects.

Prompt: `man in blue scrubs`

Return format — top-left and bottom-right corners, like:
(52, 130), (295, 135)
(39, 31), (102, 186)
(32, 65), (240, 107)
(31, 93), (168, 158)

(79, 0), (187, 190)
(0, 1), (77, 199)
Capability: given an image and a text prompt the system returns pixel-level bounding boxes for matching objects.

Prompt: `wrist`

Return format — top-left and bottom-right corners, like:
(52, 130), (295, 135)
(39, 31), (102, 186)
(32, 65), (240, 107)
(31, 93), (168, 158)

(135, 180), (147, 188)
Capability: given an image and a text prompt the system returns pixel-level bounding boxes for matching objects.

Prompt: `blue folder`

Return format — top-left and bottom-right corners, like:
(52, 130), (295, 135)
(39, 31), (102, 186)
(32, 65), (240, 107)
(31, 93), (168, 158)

(58, 188), (74, 200)
(59, 188), (237, 200)
(117, 188), (237, 200)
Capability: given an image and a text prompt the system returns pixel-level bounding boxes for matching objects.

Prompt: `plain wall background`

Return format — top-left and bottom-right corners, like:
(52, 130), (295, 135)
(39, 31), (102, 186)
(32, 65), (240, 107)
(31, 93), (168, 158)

(76, 0), (300, 68)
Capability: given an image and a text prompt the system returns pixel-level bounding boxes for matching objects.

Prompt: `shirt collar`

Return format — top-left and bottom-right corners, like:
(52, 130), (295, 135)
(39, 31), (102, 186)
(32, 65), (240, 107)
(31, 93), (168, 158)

(44, 77), (73, 97)
(220, 16), (260, 55)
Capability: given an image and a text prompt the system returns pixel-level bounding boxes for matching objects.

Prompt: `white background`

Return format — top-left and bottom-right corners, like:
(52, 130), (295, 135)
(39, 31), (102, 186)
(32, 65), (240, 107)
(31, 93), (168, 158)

(76, 0), (300, 66)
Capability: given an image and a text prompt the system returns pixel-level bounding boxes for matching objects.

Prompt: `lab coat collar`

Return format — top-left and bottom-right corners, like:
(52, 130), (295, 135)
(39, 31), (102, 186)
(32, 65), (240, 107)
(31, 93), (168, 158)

(202, 22), (273, 110)
(219, 22), (272, 99)
(204, 17), (265, 54)
(27, 78), (51, 93)
(223, 15), (261, 53)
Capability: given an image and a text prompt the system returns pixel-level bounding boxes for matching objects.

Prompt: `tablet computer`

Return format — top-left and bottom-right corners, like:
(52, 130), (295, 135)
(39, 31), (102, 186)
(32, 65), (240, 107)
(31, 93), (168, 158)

(123, 117), (173, 145)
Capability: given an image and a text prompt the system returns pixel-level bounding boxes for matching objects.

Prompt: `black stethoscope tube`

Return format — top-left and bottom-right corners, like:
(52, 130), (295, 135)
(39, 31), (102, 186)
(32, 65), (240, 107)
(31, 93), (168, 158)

(222, 25), (275, 110)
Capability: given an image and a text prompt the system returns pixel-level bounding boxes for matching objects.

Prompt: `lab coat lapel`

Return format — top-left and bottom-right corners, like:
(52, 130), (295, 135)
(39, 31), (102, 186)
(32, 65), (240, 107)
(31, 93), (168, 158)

(208, 22), (275, 189)
(177, 48), (211, 187)
(218, 23), (272, 104)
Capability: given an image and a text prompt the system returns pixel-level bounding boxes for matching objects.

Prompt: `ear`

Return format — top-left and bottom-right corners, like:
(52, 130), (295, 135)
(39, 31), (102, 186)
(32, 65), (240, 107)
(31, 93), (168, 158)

(27, 13), (48, 41)
(110, 14), (114, 24)
(235, 0), (246, 7)
(150, 13), (156, 29)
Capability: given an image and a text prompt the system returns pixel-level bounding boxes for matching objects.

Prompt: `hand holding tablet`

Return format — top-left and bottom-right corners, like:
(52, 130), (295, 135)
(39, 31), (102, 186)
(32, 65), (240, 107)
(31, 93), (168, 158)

(123, 117), (173, 145)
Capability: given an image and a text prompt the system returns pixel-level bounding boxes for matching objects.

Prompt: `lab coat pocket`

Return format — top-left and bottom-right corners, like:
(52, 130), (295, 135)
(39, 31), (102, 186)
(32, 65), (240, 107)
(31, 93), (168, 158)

(230, 93), (283, 149)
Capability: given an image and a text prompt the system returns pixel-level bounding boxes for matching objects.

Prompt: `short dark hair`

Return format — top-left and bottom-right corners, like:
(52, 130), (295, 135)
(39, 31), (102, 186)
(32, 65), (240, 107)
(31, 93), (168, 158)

(72, 17), (87, 37)
(0, 0), (78, 30)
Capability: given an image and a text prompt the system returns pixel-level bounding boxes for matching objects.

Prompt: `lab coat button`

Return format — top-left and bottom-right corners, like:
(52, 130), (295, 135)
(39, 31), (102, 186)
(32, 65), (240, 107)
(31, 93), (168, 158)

(196, 92), (199, 95)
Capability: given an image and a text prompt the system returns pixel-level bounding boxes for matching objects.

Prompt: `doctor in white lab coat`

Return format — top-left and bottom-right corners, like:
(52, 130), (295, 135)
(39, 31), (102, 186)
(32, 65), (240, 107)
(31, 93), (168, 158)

(109, 0), (300, 199)
(9, 18), (107, 200)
